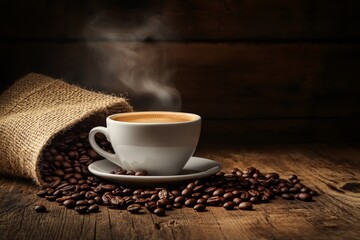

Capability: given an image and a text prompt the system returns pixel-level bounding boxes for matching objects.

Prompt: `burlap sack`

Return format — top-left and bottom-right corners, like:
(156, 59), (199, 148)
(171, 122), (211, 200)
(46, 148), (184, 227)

(0, 73), (132, 185)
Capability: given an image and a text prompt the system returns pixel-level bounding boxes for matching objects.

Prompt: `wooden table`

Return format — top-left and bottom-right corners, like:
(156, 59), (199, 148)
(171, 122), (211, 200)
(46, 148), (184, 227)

(1, 144), (359, 240)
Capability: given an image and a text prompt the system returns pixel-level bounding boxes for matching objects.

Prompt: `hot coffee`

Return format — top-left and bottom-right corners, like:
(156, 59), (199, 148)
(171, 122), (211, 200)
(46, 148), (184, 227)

(113, 113), (195, 123)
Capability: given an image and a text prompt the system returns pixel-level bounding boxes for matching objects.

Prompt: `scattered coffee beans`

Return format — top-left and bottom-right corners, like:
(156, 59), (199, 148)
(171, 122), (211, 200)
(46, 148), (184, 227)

(36, 128), (319, 217)
(35, 204), (47, 213)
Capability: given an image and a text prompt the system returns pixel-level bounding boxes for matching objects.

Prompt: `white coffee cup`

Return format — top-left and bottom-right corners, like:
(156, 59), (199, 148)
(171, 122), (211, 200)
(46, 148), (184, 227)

(88, 111), (201, 176)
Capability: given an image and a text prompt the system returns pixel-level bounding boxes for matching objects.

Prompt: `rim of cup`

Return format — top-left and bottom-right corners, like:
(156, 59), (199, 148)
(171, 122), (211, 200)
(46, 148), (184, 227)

(107, 111), (201, 125)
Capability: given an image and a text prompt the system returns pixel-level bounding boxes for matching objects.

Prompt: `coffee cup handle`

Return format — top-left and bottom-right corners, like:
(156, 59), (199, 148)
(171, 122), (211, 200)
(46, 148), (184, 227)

(88, 127), (118, 165)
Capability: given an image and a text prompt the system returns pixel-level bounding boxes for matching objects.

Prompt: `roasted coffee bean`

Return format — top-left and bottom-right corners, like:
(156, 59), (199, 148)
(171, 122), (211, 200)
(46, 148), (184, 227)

(185, 198), (196, 208)
(223, 192), (234, 201)
(181, 188), (192, 197)
(239, 202), (253, 210)
(102, 193), (113, 205)
(150, 194), (159, 202)
(75, 206), (88, 214)
(249, 196), (259, 204)
(191, 192), (202, 198)
(171, 190), (181, 197)
(53, 190), (63, 197)
(157, 199), (168, 208)
(123, 188), (133, 196)
(76, 200), (89, 206)
(174, 196), (185, 204)
(223, 201), (235, 210)
(281, 194), (295, 200)
(289, 174), (297, 180)
(45, 195), (57, 201)
(88, 199), (96, 205)
(154, 208), (165, 216)
(173, 203), (182, 208)
(36, 190), (47, 198)
(56, 196), (72, 203)
(64, 199), (76, 209)
(49, 179), (62, 188)
(35, 205), (47, 213)
(135, 170), (147, 176)
(194, 204), (206, 212)
(158, 190), (169, 199)
(126, 170), (135, 175)
(187, 182), (196, 189)
(110, 196), (125, 208)
(213, 189), (225, 196)
(233, 197), (242, 205)
(300, 187), (311, 193)
(88, 204), (99, 213)
(127, 204), (142, 214)
(207, 196), (221, 206)
(309, 190), (318, 196)
(165, 204), (173, 211)
(289, 187), (299, 194)
(298, 193), (312, 202)
(197, 198), (207, 205)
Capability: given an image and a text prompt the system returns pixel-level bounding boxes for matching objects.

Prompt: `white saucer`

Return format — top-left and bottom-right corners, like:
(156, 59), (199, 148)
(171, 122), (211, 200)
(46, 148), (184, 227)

(88, 157), (222, 186)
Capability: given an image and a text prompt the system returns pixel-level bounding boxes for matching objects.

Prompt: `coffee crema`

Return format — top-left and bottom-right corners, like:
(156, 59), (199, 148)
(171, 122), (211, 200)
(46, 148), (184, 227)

(113, 113), (194, 123)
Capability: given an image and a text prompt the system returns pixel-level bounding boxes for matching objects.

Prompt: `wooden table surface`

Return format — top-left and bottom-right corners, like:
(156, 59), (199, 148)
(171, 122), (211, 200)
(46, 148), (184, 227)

(1, 144), (359, 240)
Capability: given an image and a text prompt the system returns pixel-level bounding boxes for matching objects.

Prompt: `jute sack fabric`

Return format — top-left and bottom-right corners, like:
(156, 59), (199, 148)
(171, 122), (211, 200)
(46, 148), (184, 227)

(0, 73), (132, 185)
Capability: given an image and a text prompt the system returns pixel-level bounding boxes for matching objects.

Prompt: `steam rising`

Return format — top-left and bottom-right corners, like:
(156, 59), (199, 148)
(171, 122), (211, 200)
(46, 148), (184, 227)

(85, 15), (181, 111)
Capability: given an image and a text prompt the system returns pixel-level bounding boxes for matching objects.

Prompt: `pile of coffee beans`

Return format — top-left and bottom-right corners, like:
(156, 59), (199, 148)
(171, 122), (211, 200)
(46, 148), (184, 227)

(36, 127), (318, 216)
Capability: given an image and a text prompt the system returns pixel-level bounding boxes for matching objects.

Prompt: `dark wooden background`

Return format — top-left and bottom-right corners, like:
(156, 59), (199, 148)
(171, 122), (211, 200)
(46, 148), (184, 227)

(1, 0), (360, 144)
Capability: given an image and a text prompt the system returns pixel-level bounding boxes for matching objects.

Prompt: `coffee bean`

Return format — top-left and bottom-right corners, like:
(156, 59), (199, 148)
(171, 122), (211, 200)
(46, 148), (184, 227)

(174, 196), (185, 204)
(35, 205), (47, 213)
(197, 198), (207, 205)
(75, 206), (88, 214)
(165, 204), (173, 211)
(223, 201), (235, 210)
(309, 190), (318, 196)
(154, 208), (165, 216)
(239, 202), (253, 210)
(233, 197), (242, 205)
(158, 190), (169, 199)
(45, 195), (57, 201)
(289, 174), (297, 180)
(127, 204), (142, 214)
(194, 204), (206, 212)
(207, 196), (221, 206)
(187, 182), (196, 189)
(185, 198), (196, 208)
(76, 200), (89, 206)
(36, 190), (47, 198)
(298, 193), (312, 202)
(157, 199), (168, 208)
(53, 190), (63, 197)
(300, 187), (311, 193)
(88, 204), (99, 213)
(181, 188), (192, 197)
(289, 187), (299, 194)
(135, 171), (147, 176)
(281, 193), (295, 200)
(49, 179), (62, 188)
(110, 196), (125, 208)
(249, 196), (259, 204)
(193, 185), (204, 193)
(173, 203), (182, 208)
(64, 199), (76, 209)
(213, 188), (225, 196)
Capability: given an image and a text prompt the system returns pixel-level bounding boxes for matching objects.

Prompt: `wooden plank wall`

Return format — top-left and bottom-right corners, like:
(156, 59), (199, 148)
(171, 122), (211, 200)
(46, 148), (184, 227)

(1, 0), (360, 144)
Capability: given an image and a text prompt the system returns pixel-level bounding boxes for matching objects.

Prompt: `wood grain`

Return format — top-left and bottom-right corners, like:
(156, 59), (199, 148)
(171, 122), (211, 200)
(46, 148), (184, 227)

(1, 144), (359, 239)
(1, 0), (360, 40)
